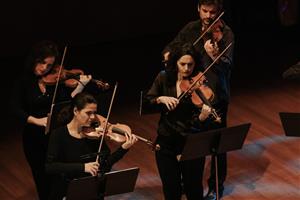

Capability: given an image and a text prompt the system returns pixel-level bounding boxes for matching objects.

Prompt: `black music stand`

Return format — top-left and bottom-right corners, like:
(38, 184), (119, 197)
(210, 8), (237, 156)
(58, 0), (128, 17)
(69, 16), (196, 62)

(279, 112), (300, 137)
(180, 123), (251, 200)
(66, 167), (140, 200)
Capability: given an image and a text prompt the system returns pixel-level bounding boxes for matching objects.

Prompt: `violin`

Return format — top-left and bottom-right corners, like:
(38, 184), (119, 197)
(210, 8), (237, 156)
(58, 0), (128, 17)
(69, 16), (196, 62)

(81, 115), (160, 151)
(180, 72), (214, 106)
(193, 11), (225, 46)
(179, 72), (221, 123)
(205, 19), (224, 45)
(40, 65), (110, 90)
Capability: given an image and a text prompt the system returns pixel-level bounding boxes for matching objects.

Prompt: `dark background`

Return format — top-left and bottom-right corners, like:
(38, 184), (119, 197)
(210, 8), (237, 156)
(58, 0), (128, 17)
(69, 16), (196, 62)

(1, 0), (300, 125)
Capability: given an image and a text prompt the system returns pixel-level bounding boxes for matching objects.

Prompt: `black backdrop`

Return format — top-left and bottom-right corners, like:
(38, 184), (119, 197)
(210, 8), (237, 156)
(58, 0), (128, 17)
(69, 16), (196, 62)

(1, 0), (300, 126)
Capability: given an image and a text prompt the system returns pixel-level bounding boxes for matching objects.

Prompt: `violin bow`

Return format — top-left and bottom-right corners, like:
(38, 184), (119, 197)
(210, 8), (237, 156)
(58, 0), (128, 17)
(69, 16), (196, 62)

(45, 46), (68, 135)
(96, 82), (118, 162)
(193, 11), (224, 46)
(178, 42), (232, 102)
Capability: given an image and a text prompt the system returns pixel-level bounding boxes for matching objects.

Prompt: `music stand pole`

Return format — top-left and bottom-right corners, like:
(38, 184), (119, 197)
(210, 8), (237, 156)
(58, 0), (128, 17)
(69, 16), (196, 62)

(213, 151), (219, 200)
(179, 123), (251, 200)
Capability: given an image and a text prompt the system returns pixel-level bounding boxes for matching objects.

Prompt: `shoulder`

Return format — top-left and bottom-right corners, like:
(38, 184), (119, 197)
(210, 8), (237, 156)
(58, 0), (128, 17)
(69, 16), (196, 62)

(182, 20), (201, 30)
(222, 22), (234, 38)
(156, 70), (168, 82)
(50, 126), (68, 140)
(186, 19), (201, 27)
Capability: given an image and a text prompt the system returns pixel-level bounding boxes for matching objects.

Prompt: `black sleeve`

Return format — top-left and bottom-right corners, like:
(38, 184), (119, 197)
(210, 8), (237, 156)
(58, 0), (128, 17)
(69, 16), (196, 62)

(46, 128), (84, 175)
(107, 146), (129, 167)
(142, 72), (164, 113)
(10, 78), (29, 127)
(98, 141), (128, 173)
(282, 62), (300, 80)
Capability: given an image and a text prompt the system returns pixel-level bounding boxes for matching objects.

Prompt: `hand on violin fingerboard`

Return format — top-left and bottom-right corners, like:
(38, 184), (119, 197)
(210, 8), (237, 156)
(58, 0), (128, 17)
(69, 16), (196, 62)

(121, 132), (138, 150)
(198, 104), (212, 121)
(204, 39), (220, 61)
(156, 96), (179, 111)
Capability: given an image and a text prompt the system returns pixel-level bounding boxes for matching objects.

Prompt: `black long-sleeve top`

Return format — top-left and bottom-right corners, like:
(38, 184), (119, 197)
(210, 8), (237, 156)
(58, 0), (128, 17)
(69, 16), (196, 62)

(11, 74), (73, 131)
(46, 126), (128, 199)
(163, 19), (234, 104)
(144, 71), (216, 137)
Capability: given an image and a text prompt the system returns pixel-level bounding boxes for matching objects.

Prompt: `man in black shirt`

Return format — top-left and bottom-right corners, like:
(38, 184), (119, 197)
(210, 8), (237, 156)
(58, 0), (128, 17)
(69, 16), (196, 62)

(162, 1), (234, 199)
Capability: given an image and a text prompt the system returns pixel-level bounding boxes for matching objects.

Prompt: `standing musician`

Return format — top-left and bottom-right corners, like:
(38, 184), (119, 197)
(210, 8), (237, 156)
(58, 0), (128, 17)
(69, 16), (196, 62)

(46, 92), (138, 199)
(144, 43), (217, 200)
(11, 40), (92, 200)
(162, 1), (234, 199)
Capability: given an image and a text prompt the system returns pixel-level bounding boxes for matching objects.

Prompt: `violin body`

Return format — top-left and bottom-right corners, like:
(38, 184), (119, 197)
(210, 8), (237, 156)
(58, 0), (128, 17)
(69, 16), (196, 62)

(81, 114), (160, 150)
(206, 19), (224, 44)
(81, 114), (128, 143)
(39, 65), (110, 92)
(180, 72), (214, 108)
(41, 65), (84, 87)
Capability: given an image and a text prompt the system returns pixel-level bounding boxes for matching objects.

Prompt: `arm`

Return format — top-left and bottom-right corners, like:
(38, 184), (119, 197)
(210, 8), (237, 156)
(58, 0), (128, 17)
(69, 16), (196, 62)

(71, 75), (92, 97)
(11, 78), (48, 128)
(144, 71), (179, 111)
(282, 61), (300, 80)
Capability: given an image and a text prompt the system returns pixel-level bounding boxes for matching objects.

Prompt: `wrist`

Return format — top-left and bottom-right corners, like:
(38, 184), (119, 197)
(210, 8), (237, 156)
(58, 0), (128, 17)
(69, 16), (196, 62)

(121, 143), (130, 150)
(156, 97), (161, 104)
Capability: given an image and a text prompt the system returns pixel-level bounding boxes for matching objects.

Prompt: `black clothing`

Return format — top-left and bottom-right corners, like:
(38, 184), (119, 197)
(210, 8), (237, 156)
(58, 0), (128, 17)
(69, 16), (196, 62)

(163, 19), (234, 104)
(46, 126), (128, 200)
(11, 75), (74, 200)
(144, 71), (216, 200)
(163, 19), (235, 194)
(282, 61), (300, 80)
(145, 71), (215, 136)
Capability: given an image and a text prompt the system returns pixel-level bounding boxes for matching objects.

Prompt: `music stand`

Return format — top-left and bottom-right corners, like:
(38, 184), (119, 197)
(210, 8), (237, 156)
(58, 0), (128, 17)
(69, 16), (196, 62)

(279, 112), (300, 137)
(180, 123), (251, 200)
(66, 167), (140, 200)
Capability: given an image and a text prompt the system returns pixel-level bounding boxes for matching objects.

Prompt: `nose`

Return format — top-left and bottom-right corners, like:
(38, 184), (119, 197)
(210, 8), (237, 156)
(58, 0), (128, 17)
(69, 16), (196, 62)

(90, 113), (96, 119)
(182, 64), (189, 71)
(206, 12), (212, 19)
(41, 63), (49, 71)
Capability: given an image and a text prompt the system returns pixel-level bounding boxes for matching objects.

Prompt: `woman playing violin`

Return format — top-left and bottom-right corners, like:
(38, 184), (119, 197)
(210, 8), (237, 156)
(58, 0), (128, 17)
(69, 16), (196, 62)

(162, 1), (234, 198)
(46, 92), (137, 200)
(144, 43), (216, 200)
(11, 40), (92, 200)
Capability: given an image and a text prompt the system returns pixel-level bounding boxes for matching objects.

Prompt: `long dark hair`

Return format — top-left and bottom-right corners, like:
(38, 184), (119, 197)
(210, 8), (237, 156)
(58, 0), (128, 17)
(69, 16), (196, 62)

(24, 40), (59, 77)
(165, 42), (201, 85)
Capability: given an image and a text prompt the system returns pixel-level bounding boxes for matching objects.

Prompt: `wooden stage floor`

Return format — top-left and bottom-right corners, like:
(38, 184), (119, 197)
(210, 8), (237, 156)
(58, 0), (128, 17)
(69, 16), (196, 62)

(1, 79), (299, 200)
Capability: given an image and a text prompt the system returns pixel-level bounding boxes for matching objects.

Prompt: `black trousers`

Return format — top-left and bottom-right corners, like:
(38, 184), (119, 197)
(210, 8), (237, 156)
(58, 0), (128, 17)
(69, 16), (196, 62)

(206, 102), (228, 193)
(23, 126), (50, 200)
(155, 134), (205, 200)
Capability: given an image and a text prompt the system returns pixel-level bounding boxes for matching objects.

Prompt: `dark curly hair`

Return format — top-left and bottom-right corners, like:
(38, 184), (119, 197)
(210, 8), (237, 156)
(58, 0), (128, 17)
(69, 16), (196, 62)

(25, 40), (59, 76)
(198, 0), (223, 11)
(165, 42), (202, 85)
